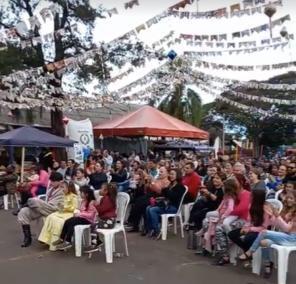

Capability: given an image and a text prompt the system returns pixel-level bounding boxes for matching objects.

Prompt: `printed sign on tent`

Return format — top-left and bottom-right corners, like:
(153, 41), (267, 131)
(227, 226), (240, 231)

(65, 118), (94, 164)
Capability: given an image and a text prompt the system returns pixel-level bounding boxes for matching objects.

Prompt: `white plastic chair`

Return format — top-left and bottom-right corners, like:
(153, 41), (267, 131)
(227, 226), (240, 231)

(183, 189), (199, 225)
(275, 189), (284, 200)
(94, 192), (130, 263)
(161, 187), (188, 240)
(75, 192), (130, 263)
(3, 193), (20, 210)
(252, 199), (286, 281)
(252, 244), (296, 284)
(74, 224), (93, 257)
(73, 192), (102, 258)
(266, 199), (283, 213)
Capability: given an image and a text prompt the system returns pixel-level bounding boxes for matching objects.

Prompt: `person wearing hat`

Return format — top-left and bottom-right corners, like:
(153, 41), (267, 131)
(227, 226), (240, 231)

(17, 172), (64, 247)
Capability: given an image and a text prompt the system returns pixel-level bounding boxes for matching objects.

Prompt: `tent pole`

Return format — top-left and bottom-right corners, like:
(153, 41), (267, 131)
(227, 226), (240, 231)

(20, 147), (25, 183)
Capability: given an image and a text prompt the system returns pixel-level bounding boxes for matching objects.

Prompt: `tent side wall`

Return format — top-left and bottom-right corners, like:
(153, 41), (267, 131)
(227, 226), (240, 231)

(95, 137), (148, 156)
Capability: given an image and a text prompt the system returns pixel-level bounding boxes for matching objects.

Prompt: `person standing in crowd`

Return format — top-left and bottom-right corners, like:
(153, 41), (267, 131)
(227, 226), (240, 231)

(182, 162), (201, 203)
(38, 181), (78, 250)
(17, 172), (64, 247)
(89, 161), (107, 190)
(57, 161), (67, 178)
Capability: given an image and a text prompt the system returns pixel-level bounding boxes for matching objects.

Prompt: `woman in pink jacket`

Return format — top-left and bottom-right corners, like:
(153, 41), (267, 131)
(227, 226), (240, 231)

(28, 164), (49, 196)
(214, 176), (251, 265)
(54, 185), (97, 250)
(202, 178), (238, 254)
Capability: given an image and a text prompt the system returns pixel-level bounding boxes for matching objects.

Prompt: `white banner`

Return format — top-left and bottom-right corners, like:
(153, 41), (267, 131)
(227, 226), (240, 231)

(65, 118), (94, 164)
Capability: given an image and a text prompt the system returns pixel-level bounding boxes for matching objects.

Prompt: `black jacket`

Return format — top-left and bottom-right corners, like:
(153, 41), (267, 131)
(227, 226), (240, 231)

(162, 183), (186, 209)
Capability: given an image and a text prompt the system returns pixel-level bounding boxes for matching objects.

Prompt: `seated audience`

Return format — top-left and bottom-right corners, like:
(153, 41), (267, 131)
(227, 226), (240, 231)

(202, 178), (237, 254)
(182, 162), (201, 203)
(17, 172), (64, 247)
(85, 183), (117, 252)
(38, 181), (78, 250)
(54, 185), (97, 250)
(249, 168), (266, 191)
(146, 168), (186, 239)
(73, 168), (89, 188)
(89, 161), (107, 190)
(187, 173), (225, 231)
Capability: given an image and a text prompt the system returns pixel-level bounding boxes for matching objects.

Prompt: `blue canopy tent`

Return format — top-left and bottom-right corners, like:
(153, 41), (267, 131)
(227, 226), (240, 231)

(0, 126), (76, 181)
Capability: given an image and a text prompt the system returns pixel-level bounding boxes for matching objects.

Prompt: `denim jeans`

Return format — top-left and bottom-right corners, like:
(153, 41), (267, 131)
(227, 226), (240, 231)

(146, 205), (177, 234)
(249, 230), (296, 262)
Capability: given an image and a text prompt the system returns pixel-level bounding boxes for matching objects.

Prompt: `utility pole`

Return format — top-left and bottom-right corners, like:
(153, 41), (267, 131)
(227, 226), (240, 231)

(196, 0), (199, 12)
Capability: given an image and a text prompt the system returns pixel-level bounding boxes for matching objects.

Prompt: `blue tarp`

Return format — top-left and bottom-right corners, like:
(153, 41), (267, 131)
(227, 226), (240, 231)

(0, 126), (76, 148)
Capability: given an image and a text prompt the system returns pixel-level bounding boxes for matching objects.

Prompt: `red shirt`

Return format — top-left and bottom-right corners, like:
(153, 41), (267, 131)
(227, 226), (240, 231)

(182, 172), (201, 200)
(95, 195), (116, 220)
(230, 189), (251, 221)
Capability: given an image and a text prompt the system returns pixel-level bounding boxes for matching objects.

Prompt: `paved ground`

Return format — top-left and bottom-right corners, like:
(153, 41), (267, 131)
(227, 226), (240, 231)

(0, 210), (295, 284)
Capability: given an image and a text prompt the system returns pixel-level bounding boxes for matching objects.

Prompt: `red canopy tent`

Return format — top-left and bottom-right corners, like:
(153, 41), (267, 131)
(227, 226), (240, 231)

(93, 106), (209, 140)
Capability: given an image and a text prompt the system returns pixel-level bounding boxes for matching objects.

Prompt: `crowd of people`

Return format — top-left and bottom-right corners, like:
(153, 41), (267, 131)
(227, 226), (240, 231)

(0, 148), (295, 279)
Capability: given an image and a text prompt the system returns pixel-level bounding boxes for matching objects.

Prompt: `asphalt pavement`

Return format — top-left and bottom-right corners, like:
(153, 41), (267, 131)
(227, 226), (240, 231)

(0, 210), (295, 284)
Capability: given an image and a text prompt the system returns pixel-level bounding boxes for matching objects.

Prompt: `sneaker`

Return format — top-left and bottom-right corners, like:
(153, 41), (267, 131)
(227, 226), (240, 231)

(56, 242), (72, 251)
(84, 240), (103, 253)
(52, 239), (63, 246)
(12, 209), (20, 216)
(194, 229), (203, 237)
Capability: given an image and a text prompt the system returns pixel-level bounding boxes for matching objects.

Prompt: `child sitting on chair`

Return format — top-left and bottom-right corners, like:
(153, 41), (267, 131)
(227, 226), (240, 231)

(84, 183), (117, 253)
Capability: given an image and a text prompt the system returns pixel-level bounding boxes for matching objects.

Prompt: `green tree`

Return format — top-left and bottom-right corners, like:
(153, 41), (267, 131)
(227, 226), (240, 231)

(212, 72), (296, 156)
(159, 85), (203, 127)
(0, 0), (105, 158)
